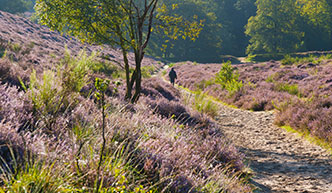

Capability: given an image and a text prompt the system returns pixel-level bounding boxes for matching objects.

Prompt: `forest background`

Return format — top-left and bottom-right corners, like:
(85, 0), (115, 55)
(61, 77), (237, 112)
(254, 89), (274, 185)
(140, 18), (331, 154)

(1, 0), (331, 63)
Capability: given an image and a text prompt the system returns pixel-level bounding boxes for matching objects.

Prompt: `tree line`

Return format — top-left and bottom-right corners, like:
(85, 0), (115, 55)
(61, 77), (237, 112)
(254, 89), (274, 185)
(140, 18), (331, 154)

(147, 0), (332, 62)
(1, 0), (331, 63)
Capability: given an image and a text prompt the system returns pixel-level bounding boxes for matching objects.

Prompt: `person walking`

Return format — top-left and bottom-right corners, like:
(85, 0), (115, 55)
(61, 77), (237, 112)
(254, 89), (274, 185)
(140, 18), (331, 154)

(168, 67), (177, 86)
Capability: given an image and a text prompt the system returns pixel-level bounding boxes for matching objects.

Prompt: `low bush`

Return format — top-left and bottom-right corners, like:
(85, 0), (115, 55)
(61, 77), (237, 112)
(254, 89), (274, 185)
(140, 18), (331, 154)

(281, 54), (298, 65)
(141, 66), (156, 78)
(273, 82), (301, 96)
(275, 96), (332, 144)
(215, 61), (243, 95)
(0, 39), (6, 58)
(22, 50), (93, 131)
(0, 58), (29, 87)
(8, 42), (21, 54)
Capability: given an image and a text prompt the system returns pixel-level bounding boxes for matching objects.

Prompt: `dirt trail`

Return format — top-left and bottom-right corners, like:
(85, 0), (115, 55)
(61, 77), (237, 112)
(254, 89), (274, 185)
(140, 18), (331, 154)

(160, 56), (332, 193)
(215, 106), (332, 192)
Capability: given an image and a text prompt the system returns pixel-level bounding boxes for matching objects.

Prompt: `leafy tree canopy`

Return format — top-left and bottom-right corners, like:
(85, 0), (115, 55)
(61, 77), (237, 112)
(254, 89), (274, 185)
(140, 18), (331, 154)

(147, 0), (257, 63)
(245, 0), (332, 55)
(245, 0), (304, 54)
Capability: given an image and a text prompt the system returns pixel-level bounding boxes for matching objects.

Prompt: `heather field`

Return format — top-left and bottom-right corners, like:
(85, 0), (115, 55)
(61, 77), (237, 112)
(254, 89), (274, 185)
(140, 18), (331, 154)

(172, 54), (332, 146)
(0, 11), (253, 192)
(1, 4), (332, 192)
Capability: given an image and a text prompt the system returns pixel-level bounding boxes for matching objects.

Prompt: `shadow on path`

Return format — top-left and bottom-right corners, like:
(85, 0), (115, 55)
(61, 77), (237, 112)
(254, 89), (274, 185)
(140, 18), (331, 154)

(239, 147), (332, 192)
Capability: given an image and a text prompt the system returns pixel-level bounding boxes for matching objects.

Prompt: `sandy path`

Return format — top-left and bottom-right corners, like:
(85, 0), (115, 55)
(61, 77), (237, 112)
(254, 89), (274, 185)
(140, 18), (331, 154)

(216, 107), (332, 192)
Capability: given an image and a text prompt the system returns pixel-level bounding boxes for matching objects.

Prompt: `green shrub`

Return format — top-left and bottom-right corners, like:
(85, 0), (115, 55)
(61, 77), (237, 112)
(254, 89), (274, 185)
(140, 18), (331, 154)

(246, 54), (256, 62)
(296, 54), (317, 64)
(141, 66), (156, 78)
(0, 49), (7, 59)
(265, 72), (280, 83)
(215, 61), (243, 95)
(22, 50), (93, 130)
(322, 54), (332, 59)
(61, 50), (94, 93)
(274, 82), (301, 96)
(10, 43), (21, 53)
(168, 63), (175, 68)
(0, 40), (6, 58)
(28, 69), (61, 118)
(281, 54), (298, 65)
(224, 79), (243, 96)
(92, 61), (126, 79)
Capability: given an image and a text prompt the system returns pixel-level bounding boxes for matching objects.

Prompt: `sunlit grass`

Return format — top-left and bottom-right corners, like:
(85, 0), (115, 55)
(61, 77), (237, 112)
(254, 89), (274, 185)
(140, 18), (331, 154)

(281, 125), (332, 154)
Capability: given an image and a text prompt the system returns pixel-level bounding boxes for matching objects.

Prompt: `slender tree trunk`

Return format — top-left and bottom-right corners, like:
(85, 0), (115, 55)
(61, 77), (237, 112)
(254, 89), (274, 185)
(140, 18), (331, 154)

(131, 69), (141, 103)
(122, 49), (132, 100)
(131, 50), (143, 103)
(129, 69), (137, 93)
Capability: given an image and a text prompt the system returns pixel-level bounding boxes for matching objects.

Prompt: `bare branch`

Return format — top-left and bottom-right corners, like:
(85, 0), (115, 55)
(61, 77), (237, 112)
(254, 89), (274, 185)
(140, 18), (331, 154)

(143, 0), (158, 50)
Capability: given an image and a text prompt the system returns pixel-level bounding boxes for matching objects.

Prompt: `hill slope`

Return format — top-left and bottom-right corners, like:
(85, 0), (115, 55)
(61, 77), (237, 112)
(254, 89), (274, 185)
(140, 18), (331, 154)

(0, 11), (162, 86)
(0, 11), (252, 192)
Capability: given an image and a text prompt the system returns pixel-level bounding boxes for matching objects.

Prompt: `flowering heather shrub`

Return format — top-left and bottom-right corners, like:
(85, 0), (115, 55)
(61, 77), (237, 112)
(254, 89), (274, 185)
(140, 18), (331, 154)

(0, 122), (24, 170)
(0, 12), (251, 192)
(0, 71), (251, 192)
(0, 58), (30, 87)
(146, 97), (187, 118)
(275, 96), (332, 143)
(133, 103), (248, 192)
(141, 77), (203, 126)
(141, 77), (181, 101)
(0, 84), (32, 130)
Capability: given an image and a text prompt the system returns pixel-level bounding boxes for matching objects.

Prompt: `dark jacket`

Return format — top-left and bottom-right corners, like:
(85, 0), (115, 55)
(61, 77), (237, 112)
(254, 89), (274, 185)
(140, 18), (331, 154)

(169, 68), (177, 82)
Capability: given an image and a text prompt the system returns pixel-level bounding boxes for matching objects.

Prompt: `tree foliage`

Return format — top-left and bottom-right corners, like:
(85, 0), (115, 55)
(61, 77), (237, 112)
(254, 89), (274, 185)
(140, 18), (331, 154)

(35, 0), (203, 102)
(245, 0), (303, 54)
(148, 0), (257, 63)
(295, 0), (332, 50)
(245, 0), (332, 55)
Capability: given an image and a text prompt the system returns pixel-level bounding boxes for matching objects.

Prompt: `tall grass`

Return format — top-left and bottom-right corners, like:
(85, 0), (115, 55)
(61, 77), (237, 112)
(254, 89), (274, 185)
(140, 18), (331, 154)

(1, 161), (75, 193)
(193, 90), (218, 117)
